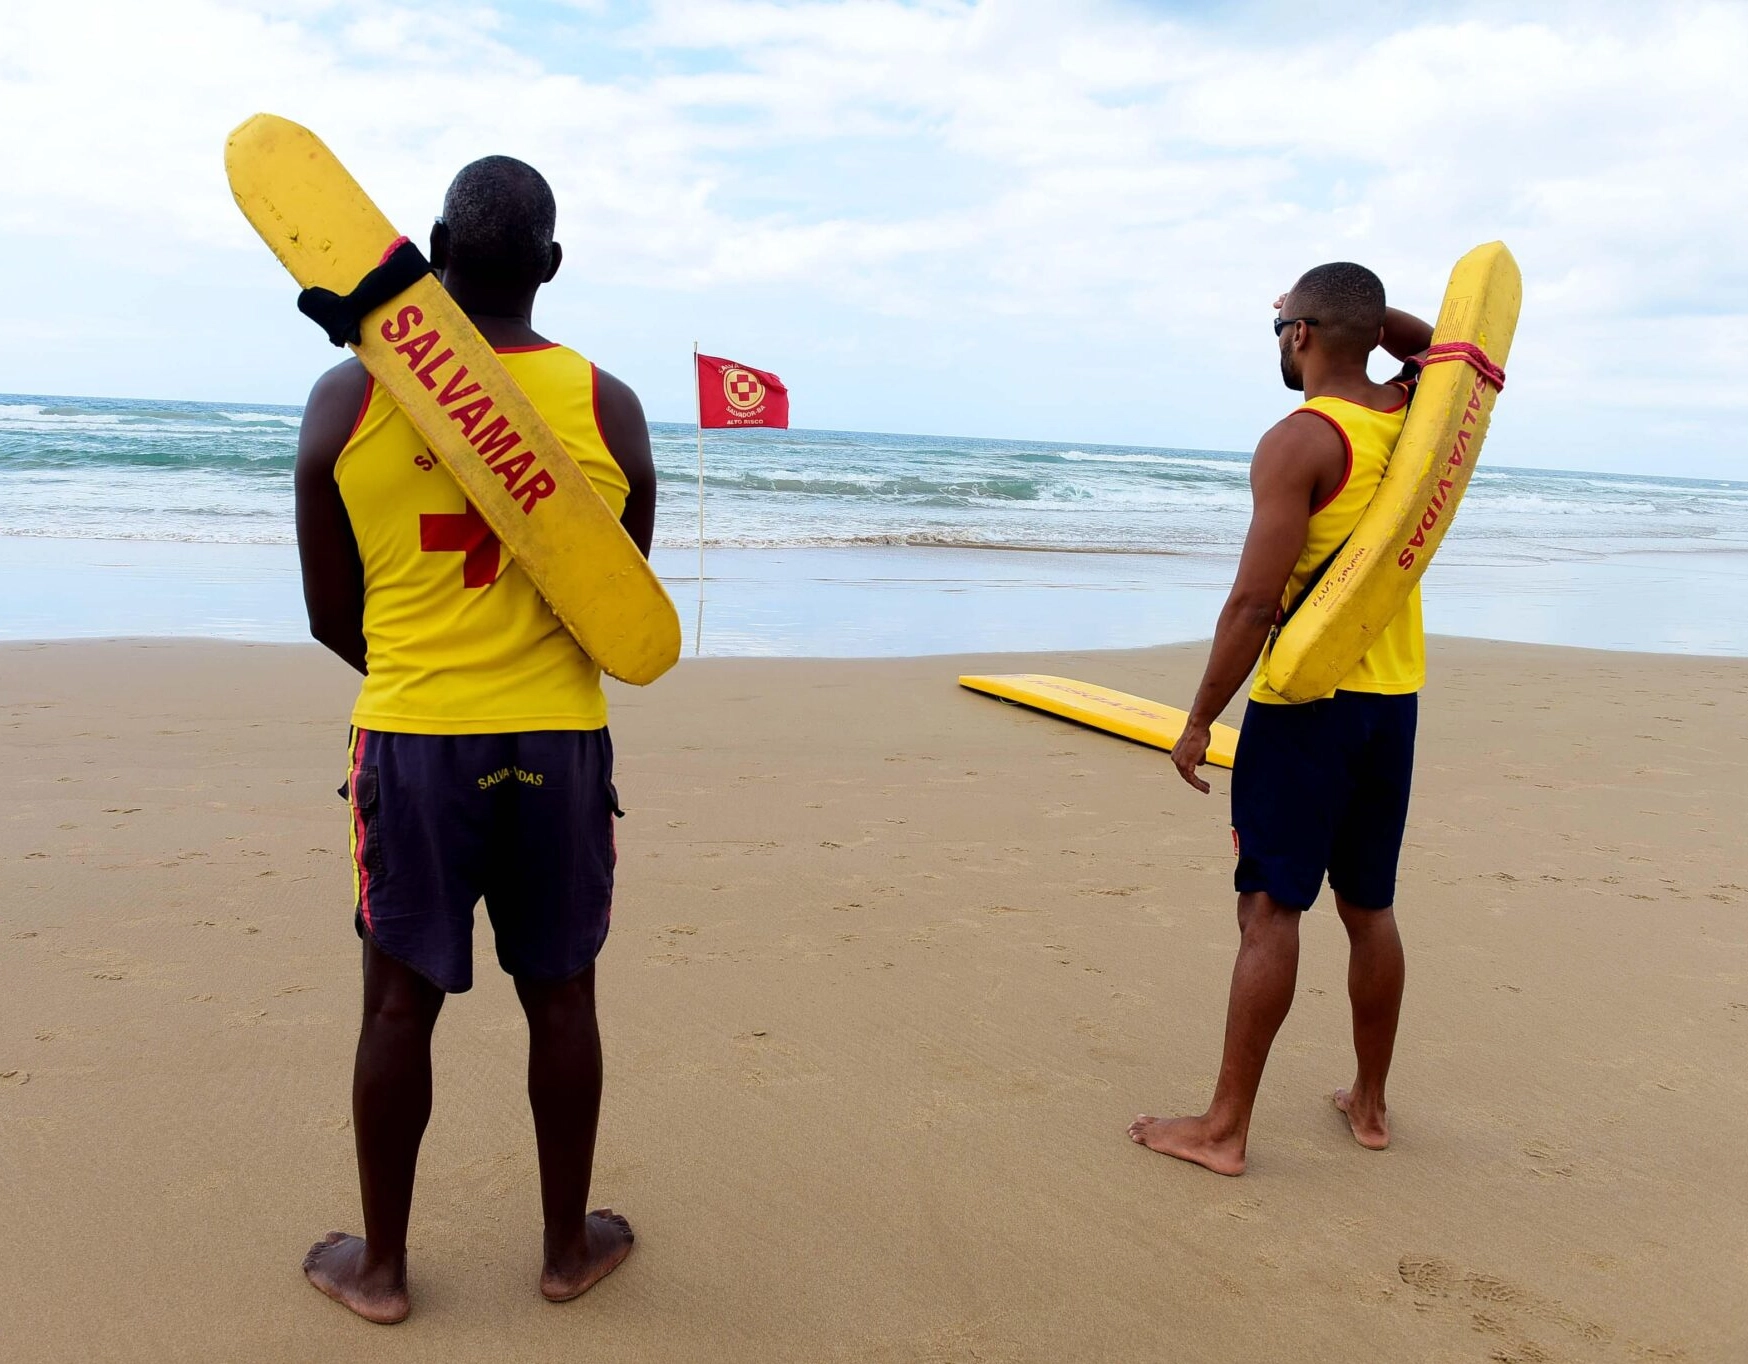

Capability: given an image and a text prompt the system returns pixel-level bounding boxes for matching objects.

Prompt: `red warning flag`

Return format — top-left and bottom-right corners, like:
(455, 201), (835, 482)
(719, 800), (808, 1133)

(697, 353), (789, 429)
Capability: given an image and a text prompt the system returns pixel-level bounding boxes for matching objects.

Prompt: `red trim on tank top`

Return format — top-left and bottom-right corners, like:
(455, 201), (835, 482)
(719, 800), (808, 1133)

(343, 375), (375, 448)
(494, 343), (560, 354)
(1297, 406), (1354, 514)
(1380, 381), (1410, 414)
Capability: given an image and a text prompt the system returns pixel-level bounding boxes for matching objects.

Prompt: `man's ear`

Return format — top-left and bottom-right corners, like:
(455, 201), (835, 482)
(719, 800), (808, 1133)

(429, 220), (451, 273)
(544, 240), (563, 284)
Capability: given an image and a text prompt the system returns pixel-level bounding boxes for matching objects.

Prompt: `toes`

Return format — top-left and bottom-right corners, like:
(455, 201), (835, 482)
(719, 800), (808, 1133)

(304, 1232), (354, 1270)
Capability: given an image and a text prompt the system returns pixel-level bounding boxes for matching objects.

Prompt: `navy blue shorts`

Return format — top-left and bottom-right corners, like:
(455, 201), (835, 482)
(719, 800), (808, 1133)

(1230, 692), (1418, 911)
(344, 728), (620, 993)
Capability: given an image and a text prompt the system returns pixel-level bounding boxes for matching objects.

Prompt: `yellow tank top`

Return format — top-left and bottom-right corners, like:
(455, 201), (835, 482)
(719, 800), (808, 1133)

(1250, 388), (1425, 705)
(337, 344), (630, 734)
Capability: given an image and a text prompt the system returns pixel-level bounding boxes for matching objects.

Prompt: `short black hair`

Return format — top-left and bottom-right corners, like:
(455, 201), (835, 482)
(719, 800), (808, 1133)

(440, 156), (557, 287)
(1290, 262), (1385, 359)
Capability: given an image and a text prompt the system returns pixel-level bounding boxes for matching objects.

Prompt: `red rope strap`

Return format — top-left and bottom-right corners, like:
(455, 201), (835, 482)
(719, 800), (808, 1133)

(1420, 341), (1506, 391)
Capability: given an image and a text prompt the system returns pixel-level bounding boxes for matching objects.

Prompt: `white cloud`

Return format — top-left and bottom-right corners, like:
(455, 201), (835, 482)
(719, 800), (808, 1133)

(0, 0), (1742, 475)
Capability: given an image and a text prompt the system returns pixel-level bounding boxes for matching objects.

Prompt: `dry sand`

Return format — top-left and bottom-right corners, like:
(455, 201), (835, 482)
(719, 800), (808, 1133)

(2, 637), (1744, 1363)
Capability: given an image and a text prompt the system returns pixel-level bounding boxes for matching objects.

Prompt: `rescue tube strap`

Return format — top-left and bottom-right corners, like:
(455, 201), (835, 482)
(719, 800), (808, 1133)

(1420, 341), (1506, 391)
(296, 236), (433, 347)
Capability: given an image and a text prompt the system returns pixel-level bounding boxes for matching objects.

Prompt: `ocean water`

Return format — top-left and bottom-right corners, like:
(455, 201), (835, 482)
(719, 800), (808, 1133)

(3, 392), (1746, 656)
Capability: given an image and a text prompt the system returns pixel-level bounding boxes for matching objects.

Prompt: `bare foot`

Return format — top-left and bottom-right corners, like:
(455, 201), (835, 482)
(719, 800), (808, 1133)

(1127, 1114), (1246, 1176)
(302, 1232), (410, 1324)
(1334, 1088), (1390, 1150)
(541, 1209), (635, 1303)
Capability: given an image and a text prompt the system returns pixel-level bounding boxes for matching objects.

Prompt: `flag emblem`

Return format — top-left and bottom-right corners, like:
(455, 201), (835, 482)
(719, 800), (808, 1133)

(723, 368), (766, 412)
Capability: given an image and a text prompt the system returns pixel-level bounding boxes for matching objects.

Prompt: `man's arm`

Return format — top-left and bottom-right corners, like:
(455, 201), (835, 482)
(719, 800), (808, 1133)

(1380, 307), (1433, 362)
(294, 360), (370, 675)
(1171, 413), (1340, 793)
(592, 366), (656, 559)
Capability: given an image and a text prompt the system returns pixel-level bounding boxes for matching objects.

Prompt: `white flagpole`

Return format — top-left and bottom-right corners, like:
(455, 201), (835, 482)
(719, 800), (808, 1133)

(694, 342), (705, 656)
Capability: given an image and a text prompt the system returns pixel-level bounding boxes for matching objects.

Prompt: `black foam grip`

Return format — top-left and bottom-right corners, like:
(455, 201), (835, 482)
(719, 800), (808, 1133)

(296, 239), (434, 347)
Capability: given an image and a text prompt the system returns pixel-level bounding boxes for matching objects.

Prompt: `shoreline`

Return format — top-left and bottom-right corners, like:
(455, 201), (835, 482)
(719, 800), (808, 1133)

(6, 629), (1748, 666)
(4, 536), (1746, 658)
(4, 637), (1744, 1362)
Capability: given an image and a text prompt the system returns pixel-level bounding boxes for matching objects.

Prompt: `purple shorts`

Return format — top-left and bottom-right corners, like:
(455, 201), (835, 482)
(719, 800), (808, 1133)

(345, 727), (619, 993)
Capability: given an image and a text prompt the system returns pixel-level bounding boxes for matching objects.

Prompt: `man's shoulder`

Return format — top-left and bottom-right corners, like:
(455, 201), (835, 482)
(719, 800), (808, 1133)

(298, 358), (373, 471)
(1261, 406), (1349, 457)
(309, 355), (370, 404)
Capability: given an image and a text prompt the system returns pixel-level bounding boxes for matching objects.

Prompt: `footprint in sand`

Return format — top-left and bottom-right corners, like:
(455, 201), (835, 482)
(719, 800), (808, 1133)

(1395, 1253), (1630, 1357)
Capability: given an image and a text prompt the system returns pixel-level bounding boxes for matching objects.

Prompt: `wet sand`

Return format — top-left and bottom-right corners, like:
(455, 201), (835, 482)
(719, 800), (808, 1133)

(2, 637), (1744, 1362)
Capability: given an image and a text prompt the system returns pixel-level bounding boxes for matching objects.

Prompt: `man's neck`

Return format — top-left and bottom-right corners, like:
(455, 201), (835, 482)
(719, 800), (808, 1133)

(1299, 355), (1388, 408)
(442, 273), (545, 348)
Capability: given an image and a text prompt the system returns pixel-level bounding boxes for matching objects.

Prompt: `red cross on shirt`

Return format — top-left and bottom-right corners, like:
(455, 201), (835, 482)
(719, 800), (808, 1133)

(419, 501), (500, 588)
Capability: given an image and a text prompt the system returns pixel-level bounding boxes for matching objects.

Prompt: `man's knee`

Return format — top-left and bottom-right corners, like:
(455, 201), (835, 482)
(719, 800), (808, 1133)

(516, 964), (597, 1028)
(1335, 894), (1397, 930)
(361, 942), (445, 1031)
(363, 983), (443, 1036)
(1237, 891), (1304, 936)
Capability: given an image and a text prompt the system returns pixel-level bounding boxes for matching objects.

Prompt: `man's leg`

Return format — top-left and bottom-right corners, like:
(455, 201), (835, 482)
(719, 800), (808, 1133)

(515, 965), (634, 1302)
(304, 938), (445, 1324)
(1128, 891), (1302, 1176)
(1332, 895), (1403, 1150)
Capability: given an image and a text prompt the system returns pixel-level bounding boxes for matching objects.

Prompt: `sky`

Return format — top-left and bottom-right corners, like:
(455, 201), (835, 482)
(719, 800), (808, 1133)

(2, 0), (1743, 477)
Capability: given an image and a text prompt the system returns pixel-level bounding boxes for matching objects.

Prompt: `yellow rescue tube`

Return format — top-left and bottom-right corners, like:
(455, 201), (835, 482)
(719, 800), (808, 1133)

(1265, 242), (1521, 703)
(959, 674), (1240, 769)
(225, 114), (681, 686)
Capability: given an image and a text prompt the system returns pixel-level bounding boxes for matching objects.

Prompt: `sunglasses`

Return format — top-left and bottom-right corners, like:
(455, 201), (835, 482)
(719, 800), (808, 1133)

(1273, 315), (1319, 337)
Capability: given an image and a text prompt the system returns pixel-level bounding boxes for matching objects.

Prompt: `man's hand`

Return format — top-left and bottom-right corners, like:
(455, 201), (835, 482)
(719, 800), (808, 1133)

(1172, 722), (1213, 794)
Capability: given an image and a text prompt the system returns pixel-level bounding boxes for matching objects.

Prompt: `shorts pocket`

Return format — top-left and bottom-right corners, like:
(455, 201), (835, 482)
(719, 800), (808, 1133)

(604, 777), (622, 873)
(352, 764), (387, 881)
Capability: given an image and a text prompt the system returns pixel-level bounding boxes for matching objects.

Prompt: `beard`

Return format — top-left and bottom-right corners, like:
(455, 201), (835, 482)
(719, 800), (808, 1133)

(1279, 347), (1304, 392)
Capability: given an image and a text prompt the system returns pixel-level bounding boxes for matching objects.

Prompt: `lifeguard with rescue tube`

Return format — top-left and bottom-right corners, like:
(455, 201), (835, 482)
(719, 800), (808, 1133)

(224, 113), (680, 686)
(1120, 254), (1516, 1179)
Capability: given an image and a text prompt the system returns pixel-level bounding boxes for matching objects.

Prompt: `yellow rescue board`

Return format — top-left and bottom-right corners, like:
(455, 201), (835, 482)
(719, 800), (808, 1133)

(224, 113), (681, 686)
(1266, 242), (1521, 703)
(959, 674), (1239, 770)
